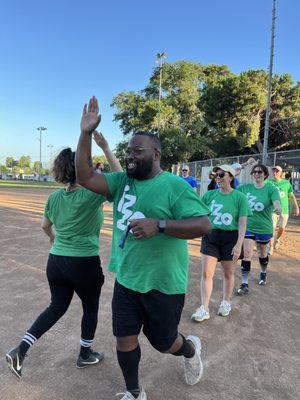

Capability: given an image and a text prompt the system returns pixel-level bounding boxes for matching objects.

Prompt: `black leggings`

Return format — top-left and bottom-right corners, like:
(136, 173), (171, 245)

(27, 254), (104, 340)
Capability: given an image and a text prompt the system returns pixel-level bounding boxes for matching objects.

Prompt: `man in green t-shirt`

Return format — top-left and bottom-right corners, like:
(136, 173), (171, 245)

(269, 166), (299, 253)
(76, 97), (211, 400)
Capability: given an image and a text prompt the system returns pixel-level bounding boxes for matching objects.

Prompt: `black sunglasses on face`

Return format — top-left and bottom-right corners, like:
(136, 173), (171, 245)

(119, 225), (131, 249)
(252, 170), (263, 175)
(182, 169), (188, 172)
(215, 172), (226, 178)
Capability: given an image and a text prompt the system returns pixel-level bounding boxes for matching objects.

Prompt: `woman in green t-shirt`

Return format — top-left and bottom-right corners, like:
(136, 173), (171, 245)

(6, 132), (122, 379)
(236, 164), (281, 294)
(191, 164), (249, 322)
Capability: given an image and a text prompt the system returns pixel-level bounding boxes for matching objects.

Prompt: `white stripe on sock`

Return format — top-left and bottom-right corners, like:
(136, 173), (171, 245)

(23, 338), (33, 346)
(80, 338), (93, 347)
(26, 332), (37, 341)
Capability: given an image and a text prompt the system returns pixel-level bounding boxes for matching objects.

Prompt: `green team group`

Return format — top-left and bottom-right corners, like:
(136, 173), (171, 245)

(5, 96), (299, 400)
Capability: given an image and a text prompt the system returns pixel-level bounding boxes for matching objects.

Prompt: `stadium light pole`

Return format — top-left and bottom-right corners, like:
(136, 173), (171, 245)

(156, 52), (167, 134)
(262, 0), (276, 165)
(47, 144), (54, 167)
(37, 127), (47, 181)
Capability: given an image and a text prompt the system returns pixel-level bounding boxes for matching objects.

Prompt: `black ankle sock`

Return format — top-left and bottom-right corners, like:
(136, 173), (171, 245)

(172, 335), (195, 358)
(80, 346), (91, 359)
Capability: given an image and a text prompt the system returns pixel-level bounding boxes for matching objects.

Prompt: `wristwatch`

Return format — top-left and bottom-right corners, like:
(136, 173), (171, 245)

(157, 219), (166, 233)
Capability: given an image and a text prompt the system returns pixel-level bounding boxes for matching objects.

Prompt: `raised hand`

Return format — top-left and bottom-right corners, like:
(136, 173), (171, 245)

(80, 96), (101, 134)
(93, 130), (108, 150)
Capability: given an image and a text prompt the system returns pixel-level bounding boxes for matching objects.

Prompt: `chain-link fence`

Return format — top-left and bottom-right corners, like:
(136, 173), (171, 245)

(172, 149), (300, 195)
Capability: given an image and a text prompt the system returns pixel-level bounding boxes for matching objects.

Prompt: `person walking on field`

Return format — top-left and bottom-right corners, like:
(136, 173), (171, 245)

(191, 165), (251, 322)
(6, 133), (122, 378)
(236, 164), (281, 293)
(76, 96), (211, 400)
(268, 166), (299, 254)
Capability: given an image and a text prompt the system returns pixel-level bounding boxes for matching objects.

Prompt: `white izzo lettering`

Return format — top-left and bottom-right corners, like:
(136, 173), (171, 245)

(246, 193), (265, 212)
(211, 200), (233, 226)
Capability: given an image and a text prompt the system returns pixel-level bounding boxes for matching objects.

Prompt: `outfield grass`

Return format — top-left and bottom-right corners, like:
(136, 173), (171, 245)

(0, 180), (62, 189)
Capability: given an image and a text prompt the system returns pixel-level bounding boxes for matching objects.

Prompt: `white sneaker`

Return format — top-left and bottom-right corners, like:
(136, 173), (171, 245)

(218, 300), (231, 317)
(191, 305), (210, 322)
(116, 387), (147, 400)
(274, 239), (280, 250)
(183, 335), (203, 385)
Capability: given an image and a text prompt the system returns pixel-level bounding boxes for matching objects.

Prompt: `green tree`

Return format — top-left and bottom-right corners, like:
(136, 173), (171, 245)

(33, 161), (42, 172)
(18, 155), (31, 168)
(5, 156), (14, 168)
(0, 164), (9, 173)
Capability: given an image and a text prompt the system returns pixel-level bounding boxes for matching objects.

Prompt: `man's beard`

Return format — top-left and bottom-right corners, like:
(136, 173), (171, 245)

(126, 158), (153, 180)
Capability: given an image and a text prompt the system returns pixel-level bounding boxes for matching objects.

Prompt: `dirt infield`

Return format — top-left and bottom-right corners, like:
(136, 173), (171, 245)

(0, 187), (299, 400)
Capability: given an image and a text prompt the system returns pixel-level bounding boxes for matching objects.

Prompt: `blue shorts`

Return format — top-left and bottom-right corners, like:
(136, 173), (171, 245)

(245, 231), (273, 244)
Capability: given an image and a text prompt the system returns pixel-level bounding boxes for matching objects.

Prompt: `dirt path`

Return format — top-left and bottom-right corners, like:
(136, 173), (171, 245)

(0, 187), (299, 400)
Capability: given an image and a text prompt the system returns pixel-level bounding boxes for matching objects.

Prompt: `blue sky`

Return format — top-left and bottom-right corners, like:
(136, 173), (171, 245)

(0, 0), (299, 165)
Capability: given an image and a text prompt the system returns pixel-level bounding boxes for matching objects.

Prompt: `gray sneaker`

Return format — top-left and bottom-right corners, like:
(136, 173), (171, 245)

(76, 350), (104, 368)
(116, 387), (147, 399)
(183, 335), (203, 385)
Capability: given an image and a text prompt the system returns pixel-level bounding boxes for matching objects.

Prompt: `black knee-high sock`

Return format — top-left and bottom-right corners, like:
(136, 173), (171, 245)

(241, 260), (251, 284)
(117, 346), (141, 397)
(259, 256), (269, 273)
(172, 335), (195, 359)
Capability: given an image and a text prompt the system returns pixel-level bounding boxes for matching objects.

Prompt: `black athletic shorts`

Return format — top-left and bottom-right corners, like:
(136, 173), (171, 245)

(201, 229), (239, 261)
(112, 280), (185, 352)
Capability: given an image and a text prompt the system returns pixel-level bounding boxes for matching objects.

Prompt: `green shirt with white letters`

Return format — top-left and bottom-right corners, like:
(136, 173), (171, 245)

(268, 178), (293, 214)
(237, 183), (280, 234)
(201, 189), (250, 231)
(104, 171), (211, 294)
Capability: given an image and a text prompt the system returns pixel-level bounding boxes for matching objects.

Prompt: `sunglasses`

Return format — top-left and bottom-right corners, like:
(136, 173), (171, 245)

(182, 169), (188, 172)
(252, 170), (263, 175)
(215, 172), (226, 178)
(119, 225), (131, 249)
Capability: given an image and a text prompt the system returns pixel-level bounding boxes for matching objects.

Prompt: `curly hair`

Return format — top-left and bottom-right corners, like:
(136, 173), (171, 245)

(52, 148), (76, 184)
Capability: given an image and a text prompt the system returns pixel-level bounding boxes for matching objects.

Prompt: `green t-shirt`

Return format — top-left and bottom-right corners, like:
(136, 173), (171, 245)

(237, 183), (280, 234)
(44, 188), (106, 257)
(104, 171), (210, 294)
(202, 189), (250, 231)
(268, 179), (293, 214)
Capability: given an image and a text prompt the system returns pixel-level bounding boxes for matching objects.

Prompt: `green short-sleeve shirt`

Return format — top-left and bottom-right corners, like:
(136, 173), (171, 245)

(201, 189), (251, 231)
(104, 171), (211, 294)
(237, 183), (280, 234)
(44, 188), (106, 257)
(268, 179), (293, 214)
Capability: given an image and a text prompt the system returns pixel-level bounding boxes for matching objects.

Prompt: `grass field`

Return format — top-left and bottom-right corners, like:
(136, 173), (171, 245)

(0, 180), (62, 189)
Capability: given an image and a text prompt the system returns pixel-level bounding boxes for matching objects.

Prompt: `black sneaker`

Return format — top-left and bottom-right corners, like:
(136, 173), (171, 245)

(76, 349), (104, 369)
(259, 272), (267, 285)
(6, 346), (25, 378)
(237, 283), (249, 295)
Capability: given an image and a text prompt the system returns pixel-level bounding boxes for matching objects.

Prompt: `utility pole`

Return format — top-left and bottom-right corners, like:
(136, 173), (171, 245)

(156, 52), (167, 134)
(37, 127), (47, 181)
(262, 0), (276, 165)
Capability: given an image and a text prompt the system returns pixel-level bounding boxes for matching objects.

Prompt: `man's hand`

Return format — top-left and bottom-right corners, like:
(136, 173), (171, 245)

(129, 218), (158, 240)
(80, 96), (101, 134)
(93, 130), (108, 150)
(294, 206), (300, 217)
(231, 243), (242, 262)
(274, 207), (281, 215)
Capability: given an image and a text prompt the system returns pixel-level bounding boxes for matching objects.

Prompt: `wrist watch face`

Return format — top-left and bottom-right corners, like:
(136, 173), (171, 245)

(158, 219), (166, 232)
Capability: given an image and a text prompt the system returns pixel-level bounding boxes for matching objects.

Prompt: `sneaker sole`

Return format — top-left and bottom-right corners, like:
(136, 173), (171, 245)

(237, 289), (249, 296)
(218, 310), (231, 317)
(191, 315), (210, 322)
(6, 354), (21, 378)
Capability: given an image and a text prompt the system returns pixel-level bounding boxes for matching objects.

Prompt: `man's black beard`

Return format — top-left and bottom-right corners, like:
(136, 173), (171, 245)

(126, 158), (153, 180)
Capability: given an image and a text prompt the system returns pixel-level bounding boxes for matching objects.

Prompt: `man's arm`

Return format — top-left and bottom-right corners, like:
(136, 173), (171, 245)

(41, 216), (55, 244)
(129, 216), (211, 240)
(93, 131), (122, 172)
(289, 192), (300, 216)
(272, 199), (281, 215)
(75, 97), (110, 196)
